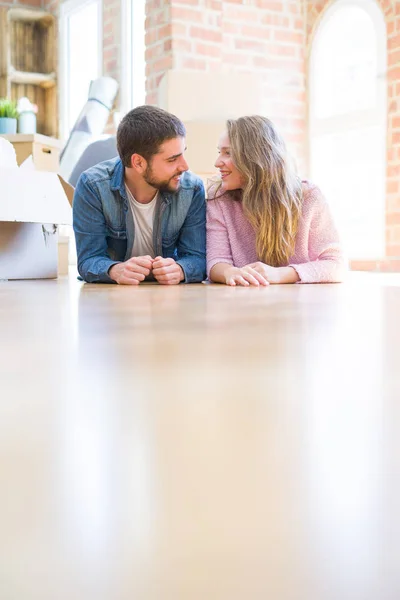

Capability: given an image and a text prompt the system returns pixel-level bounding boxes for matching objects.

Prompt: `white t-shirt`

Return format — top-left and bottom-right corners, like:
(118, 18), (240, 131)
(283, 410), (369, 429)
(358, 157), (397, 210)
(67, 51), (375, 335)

(125, 185), (158, 258)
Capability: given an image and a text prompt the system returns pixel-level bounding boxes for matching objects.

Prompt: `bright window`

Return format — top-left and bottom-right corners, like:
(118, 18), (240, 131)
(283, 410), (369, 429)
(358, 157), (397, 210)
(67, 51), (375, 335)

(60, 0), (103, 140)
(309, 0), (387, 260)
(120, 0), (146, 115)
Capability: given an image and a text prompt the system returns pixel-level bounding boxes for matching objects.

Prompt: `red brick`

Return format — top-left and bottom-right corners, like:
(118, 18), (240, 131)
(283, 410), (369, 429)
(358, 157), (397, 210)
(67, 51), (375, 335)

(171, 6), (205, 22)
(222, 21), (241, 34)
(389, 34), (400, 51)
(254, 0), (284, 10)
(387, 244), (400, 257)
(222, 52), (252, 66)
(103, 47), (118, 61)
(388, 49), (400, 67)
(387, 179), (399, 193)
(241, 25), (271, 39)
(145, 43), (164, 61)
(387, 213), (400, 226)
(104, 59), (117, 74)
(266, 43), (297, 57)
(388, 194), (400, 212)
(146, 55), (173, 75)
(388, 164), (400, 177)
(261, 13), (290, 27)
(181, 57), (208, 70)
(172, 38), (192, 55)
(195, 42), (221, 57)
(235, 39), (268, 53)
(205, 0), (222, 8)
(223, 8), (259, 21)
(388, 66), (400, 80)
(289, 1), (302, 14)
(171, 22), (187, 35)
(274, 29), (304, 45)
(156, 24), (172, 40)
(189, 26), (222, 42)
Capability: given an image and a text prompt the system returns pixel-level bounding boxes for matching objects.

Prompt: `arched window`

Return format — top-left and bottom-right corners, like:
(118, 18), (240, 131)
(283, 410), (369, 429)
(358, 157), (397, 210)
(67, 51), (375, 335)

(309, 0), (387, 259)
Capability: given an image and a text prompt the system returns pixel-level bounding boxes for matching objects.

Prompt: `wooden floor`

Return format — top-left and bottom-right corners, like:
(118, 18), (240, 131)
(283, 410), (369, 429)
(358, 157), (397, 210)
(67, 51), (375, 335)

(1, 272), (400, 600)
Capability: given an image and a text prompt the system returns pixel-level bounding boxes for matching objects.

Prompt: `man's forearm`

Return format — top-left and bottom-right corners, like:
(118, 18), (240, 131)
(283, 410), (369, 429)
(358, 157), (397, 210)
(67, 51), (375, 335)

(177, 255), (206, 283)
(78, 257), (119, 283)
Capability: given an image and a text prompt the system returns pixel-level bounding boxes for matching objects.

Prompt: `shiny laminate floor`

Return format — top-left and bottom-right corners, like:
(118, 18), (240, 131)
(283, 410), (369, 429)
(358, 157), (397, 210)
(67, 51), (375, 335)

(0, 272), (399, 600)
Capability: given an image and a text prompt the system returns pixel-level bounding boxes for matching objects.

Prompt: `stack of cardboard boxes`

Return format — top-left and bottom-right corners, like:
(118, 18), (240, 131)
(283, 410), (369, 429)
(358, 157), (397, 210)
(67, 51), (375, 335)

(0, 134), (73, 280)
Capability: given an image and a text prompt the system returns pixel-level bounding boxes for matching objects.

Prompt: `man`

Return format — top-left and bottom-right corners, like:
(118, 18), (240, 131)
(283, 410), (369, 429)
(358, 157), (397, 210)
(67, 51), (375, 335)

(73, 105), (206, 284)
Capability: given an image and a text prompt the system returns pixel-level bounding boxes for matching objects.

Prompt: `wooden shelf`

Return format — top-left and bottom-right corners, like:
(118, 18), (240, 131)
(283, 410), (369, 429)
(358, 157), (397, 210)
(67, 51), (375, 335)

(0, 6), (58, 138)
(8, 68), (56, 88)
(8, 7), (53, 23)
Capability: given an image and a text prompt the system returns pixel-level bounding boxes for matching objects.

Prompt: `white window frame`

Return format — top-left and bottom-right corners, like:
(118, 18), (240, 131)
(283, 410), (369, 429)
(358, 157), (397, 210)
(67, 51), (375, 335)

(309, 0), (387, 259)
(59, 0), (103, 141)
(120, 0), (146, 116)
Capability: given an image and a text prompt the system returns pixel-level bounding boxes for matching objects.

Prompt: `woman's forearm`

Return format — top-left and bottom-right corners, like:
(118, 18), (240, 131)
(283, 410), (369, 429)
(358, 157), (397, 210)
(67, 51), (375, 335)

(209, 262), (234, 283)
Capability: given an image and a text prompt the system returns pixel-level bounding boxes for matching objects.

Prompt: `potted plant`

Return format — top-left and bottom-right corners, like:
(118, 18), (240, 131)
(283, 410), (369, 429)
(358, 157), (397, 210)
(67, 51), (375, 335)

(0, 98), (18, 134)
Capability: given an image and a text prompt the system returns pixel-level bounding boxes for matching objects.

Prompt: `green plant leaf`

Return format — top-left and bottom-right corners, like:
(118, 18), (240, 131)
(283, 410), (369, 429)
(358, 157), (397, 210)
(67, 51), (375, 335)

(0, 98), (19, 119)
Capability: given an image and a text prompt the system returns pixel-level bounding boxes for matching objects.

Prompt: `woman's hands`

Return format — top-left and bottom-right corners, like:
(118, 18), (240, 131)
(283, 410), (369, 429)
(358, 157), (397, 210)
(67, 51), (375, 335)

(210, 262), (300, 286)
(247, 262), (300, 284)
(223, 265), (269, 287)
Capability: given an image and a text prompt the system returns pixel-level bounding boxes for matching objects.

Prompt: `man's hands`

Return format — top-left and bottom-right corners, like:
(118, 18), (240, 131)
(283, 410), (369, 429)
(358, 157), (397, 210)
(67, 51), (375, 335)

(108, 256), (184, 286)
(108, 256), (153, 285)
(152, 257), (185, 285)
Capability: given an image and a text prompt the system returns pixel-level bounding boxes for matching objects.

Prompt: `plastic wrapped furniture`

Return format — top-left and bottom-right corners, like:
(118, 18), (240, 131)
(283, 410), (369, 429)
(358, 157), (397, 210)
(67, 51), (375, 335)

(59, 76), (118, 181)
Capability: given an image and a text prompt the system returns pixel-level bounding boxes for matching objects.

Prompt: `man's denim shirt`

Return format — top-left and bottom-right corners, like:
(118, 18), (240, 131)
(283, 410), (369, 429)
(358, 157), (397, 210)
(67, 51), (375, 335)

(73, 158), (206, 284)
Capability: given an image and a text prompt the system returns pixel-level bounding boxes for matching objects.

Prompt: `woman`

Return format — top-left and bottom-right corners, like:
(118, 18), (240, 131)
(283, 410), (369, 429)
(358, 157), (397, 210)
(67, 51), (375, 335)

(206, 116), (346, 286)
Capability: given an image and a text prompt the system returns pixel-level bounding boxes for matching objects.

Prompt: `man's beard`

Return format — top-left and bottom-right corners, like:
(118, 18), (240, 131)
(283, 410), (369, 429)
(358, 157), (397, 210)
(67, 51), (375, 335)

(144, 164), (183, 193)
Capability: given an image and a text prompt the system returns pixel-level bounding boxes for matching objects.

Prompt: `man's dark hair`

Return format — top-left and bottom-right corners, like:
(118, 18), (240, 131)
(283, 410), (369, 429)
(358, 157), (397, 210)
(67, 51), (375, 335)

(117, 105), (186, 167)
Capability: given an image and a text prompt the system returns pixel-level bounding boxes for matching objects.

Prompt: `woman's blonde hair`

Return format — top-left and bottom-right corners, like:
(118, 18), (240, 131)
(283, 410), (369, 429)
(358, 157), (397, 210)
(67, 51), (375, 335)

(225, 116), (303, 267)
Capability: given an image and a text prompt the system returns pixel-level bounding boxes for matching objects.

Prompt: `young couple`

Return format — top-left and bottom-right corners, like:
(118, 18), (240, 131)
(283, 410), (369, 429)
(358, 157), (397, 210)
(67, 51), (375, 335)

(73, 105), (345, 286)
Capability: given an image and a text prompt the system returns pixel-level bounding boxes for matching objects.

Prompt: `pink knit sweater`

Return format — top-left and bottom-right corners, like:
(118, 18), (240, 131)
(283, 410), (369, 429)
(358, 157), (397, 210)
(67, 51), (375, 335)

(206, 181), (346, 283)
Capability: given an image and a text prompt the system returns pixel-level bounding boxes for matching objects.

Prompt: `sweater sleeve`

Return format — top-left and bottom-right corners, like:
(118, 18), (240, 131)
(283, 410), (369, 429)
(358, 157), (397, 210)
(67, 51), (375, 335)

(206, 199), (234, 278)
(289, 186), (347, 284)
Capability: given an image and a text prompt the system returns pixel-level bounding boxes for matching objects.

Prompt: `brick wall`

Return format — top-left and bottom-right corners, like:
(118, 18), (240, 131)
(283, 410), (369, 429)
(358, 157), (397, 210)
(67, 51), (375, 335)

(145, 0), (173, 105)
(147, 0), (307, 170)
(306, 0), (400, 271)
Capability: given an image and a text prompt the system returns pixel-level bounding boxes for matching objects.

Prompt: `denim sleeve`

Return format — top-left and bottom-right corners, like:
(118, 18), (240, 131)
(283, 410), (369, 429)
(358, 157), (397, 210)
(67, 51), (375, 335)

(72, 173), (119, 283)
(175, 180), (206, 283)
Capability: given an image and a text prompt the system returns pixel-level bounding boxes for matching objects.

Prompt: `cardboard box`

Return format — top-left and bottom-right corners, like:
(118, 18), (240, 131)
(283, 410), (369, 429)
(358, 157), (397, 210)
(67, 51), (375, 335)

(0, 134), (62, 172)
(0, 167), (73, 280)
